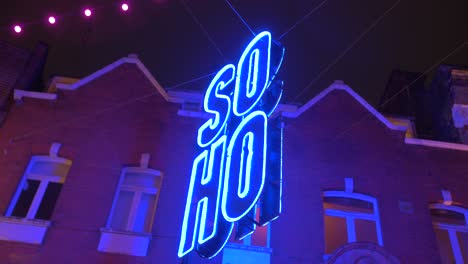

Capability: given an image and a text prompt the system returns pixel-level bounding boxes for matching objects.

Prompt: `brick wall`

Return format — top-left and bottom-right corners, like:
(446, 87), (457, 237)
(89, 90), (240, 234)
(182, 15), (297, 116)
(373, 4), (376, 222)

(0, 63), (202, 264)
(275, 90), (468, 263)
(0, 63), (468, 263)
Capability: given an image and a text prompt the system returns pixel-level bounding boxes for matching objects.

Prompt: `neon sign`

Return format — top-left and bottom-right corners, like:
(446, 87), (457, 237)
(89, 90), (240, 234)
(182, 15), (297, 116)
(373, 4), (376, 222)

(179, 31), (284, 259)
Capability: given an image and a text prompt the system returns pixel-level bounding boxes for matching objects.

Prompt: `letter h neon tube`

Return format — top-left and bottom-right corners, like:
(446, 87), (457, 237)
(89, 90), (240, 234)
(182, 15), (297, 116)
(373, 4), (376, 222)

(178, 137), (227, 257)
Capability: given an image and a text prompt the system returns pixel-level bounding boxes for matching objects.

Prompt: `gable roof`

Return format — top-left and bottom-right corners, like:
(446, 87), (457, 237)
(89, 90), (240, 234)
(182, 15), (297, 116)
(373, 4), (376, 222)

(54, 54), (172, 102)
(283, 80), (468, 152)
(46, 56), (467, 152)
(282, 80), (408, 131)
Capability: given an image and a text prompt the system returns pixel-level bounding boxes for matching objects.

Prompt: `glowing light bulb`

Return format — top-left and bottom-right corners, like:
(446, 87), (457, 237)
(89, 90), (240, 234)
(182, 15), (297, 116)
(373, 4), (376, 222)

(121, 3), (129, 11)
(13, 25), (22, 34)
(48, 16), (56, 25)
(84, 8), (92, 17)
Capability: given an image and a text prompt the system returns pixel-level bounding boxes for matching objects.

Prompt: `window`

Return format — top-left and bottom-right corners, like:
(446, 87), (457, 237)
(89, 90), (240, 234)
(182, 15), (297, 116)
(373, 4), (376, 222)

(98, 153), (163, 256)
(5, 143), (71, 220)
(223, 205), (272, 264)
(0, 143), (71, 244)
(430, 190), (468, 264)
(107, 168), (161, 233)
(323, 178), (383, 256)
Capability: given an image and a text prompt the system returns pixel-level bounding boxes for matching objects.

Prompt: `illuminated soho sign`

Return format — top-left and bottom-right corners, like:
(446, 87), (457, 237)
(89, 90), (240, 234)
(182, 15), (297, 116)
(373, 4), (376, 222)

(178, 31), (284, 258)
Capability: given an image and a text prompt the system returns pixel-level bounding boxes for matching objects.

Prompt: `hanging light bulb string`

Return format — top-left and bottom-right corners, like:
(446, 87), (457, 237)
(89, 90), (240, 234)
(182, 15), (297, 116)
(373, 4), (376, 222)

(3, 2), (130, 35)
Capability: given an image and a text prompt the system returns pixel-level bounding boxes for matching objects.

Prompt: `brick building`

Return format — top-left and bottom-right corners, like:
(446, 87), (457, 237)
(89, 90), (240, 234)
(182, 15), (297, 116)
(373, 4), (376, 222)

(0, 54), (467, 264)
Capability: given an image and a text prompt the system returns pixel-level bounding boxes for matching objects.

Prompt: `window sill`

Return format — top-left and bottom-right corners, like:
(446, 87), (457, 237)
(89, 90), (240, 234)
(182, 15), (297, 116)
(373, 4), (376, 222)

(223, 243), (272, 263)
(0, 216), (51, 244)
(225, 242), (273, 253)
(97, 228), (152, 257)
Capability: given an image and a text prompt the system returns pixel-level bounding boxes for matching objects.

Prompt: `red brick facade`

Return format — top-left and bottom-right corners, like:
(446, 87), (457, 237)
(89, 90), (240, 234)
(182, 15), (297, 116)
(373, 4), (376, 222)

(0, 60), (467, 263)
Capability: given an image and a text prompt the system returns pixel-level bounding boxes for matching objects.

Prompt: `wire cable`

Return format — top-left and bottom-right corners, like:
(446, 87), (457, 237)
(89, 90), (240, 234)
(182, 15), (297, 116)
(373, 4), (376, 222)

(378, 40), (468, 109)
(331, 40), (468, 142)
(292, 0), (401, 102)
(224, 0), (255, 36)
(9, 70), (218, 143)
(278, 0), (332, 40)
(179, 0), (225, 59)
(168, 71), (217, 90)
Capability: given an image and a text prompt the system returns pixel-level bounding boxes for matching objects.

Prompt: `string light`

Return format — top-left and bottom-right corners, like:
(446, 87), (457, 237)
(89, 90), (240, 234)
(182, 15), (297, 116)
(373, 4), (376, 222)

(121, 3), (129, 12)
(83, 8), (92, 17)
(13, 25), (22, 34)
(7, 2), (137, 37)
(48, 16), (56, 25)
(3, 2), (176, 37)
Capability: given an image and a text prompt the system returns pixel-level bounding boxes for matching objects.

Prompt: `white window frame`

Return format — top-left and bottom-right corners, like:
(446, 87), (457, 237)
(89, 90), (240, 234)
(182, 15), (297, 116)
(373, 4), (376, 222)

(105, 166), (162, 233)
(430, 203), (468, 263)
(323, 190), (383, 247)
(5, 155), (71, 220)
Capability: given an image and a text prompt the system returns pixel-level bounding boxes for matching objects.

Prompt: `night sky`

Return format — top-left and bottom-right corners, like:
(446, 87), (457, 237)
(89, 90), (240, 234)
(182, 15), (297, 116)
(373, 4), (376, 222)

(1, 0), (468, 105)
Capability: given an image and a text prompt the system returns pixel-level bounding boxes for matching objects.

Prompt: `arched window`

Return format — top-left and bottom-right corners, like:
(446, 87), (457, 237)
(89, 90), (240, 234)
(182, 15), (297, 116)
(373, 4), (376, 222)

(430, 190), (468, 263)
(6, 143), (71, 220)
(323, 178), (383, 255)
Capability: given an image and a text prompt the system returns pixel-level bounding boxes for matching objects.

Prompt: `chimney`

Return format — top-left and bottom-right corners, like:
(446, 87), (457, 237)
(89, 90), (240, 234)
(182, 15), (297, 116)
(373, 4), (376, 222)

(0, 41), (49, 126)
(12, 41), (49, 92)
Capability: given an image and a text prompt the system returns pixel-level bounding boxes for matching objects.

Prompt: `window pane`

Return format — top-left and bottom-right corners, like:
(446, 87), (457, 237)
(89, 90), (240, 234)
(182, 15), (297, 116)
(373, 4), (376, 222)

(251, 225), (268, 247)
(133, 193), (156, 232)
(29, 161), (70, 178)
(324, 215), (348, 254)
(110, 191), (134, 231)
(323, 196), (374, 214)
(434, 228), (455, 264)
(355, 219), (378, 244)
(36, 182), (63, 220)
(11, 179), (40, 218)
(431, 209), (466, 226)
(123, 172), (159, 189)
(458, 232), (468, 262)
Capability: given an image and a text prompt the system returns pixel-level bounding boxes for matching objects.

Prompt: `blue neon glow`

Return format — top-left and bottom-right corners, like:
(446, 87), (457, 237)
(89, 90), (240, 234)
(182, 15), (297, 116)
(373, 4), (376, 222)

(197, 65), (235, 148)
(267, 43), (285, 88)
(237, 228), (255, 240)
(179, 150), (208, 257)
(267, 88), (283, 117)
(279, 121), (284, 214)
(233, 31), (271, 116)
(238, 132), (254, 198)
(179, 31), (283, 259)
(237, 204), (257, 240)
(178, 137), (228, 257)
(221, 111), (267, 222)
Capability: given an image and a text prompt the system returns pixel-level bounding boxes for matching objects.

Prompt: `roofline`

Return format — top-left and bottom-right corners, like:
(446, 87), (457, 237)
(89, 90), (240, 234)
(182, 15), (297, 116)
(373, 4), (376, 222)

(54, 55), (172, 102)
(282, 81), (468, 152)
(168, 80), (406, 132)
(47, 57), (468, 152)
(282, 80), (408, 131)
(14, 89), (57, 101)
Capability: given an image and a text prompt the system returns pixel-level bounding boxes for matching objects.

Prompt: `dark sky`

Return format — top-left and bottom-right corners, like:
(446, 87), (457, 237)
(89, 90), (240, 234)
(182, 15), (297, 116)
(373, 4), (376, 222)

(1, 0), (468, 105)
